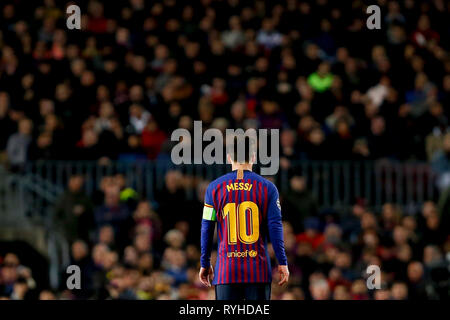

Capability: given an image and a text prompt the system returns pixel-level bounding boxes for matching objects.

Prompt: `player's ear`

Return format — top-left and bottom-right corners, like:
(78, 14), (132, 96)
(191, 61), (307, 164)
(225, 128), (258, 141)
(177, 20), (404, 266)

(250, 152), (256, 164)
(227, 153), (233, 164)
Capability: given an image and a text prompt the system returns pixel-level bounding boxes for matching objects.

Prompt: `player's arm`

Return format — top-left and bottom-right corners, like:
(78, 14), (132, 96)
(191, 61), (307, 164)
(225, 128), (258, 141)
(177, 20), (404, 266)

(267, 184), (289, 285)
(199, 185), (216, 287)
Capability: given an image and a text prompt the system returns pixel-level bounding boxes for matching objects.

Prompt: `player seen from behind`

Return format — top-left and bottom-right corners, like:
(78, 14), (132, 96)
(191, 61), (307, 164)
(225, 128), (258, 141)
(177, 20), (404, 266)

(199, 135), (289, 300)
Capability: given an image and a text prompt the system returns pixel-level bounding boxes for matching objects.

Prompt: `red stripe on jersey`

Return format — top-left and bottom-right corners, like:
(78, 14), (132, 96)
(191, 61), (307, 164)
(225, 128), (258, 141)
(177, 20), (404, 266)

(256, 181), (262, 282)
(259, 182), (265, 282)
(212, 186), (219, 283)
(220, 182), (225, 283)
(235, 184), (241, 282)
(263, 185), (269, 282)
(250, 179), (256, 283)
(227, 179), (233, 284)
(221, 180), (226, 284)
(244, 178), (251, 282)
(240, 183), (247, 282)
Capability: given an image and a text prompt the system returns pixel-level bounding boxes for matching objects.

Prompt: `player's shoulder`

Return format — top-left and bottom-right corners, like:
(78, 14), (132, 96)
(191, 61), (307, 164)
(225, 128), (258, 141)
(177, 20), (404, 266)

(205, 172), (235, 192)
(248, 171), (278, 193)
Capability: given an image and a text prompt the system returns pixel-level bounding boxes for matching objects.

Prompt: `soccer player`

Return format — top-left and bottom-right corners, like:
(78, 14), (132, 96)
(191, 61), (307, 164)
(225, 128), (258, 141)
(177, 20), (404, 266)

(199, 135), (289, 300)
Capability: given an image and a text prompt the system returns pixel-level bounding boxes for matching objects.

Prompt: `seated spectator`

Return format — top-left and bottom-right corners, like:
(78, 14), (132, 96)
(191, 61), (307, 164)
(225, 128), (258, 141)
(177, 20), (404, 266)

(0, 92), (16, 155)
(390, 281), (408, 300)
(6, 118), (33, 171)
(431, 133), (450, 191)
(141, 119), (167, 160)
(282, 176), (318, 233)
(307, 62), (334, 93)
(256, 17), (282, 50)
(310, 278), (331, 300)
(54, 174), (94, 244)
(296, 217), (325, 250)
(94, 186), (131, 247)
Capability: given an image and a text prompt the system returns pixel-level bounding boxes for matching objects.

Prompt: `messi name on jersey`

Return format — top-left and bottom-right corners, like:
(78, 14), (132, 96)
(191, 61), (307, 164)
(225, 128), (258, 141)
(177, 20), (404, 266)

(226, 182), (253, 192)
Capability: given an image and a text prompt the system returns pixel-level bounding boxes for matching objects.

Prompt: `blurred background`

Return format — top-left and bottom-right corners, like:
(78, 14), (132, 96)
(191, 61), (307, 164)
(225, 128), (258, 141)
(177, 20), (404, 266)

(0, 0), (449, 300)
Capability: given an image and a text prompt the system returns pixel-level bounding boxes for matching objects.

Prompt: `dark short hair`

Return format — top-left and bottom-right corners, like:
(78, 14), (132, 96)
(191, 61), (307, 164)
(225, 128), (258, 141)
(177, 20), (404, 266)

(227, 134), (256, 163)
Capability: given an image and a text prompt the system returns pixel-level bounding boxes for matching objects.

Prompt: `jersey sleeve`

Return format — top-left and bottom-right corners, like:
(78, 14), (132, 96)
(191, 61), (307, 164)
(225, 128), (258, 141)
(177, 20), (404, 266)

(200, 183), (216, 268)
(202, 187), (217, 222)
(266, 183), (288, 266)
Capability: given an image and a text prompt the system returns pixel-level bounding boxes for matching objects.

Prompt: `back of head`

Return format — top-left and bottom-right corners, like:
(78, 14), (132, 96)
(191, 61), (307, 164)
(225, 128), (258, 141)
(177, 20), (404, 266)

(227, 134), (256, 164)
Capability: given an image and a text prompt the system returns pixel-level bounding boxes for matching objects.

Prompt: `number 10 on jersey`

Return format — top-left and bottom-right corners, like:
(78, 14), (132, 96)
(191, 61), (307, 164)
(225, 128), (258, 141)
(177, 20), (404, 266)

(222, 201), (259, 245)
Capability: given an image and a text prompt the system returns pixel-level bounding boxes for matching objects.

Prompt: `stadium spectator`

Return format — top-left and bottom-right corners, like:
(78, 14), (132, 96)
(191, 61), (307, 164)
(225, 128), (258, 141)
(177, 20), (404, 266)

(6, 118), (33, 170)
(281, 175), (318, 233)
(54, 174), (94, 243)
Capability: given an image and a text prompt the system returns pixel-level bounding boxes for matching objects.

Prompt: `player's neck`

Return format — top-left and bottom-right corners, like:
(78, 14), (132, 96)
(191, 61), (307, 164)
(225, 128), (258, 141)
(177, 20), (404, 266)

(231, 162), (253, 172)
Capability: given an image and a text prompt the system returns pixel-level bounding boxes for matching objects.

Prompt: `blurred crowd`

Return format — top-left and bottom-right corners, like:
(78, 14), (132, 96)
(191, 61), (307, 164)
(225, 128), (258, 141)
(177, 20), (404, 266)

(1, 171), (449, 300)
(0, 0), (449, 169)
(0, 0), (450, 300)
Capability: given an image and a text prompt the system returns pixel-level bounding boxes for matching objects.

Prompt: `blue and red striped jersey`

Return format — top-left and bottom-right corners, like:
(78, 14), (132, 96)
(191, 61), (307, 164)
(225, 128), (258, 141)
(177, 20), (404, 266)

(200, 169), (287, 285)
